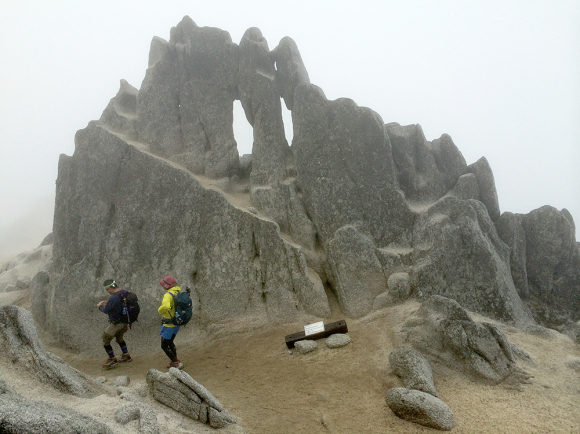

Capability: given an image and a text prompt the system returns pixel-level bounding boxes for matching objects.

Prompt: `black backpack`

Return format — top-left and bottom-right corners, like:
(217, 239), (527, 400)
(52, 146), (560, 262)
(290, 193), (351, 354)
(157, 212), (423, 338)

(121, 291), (140, 328)
(168, 287), (193, 326)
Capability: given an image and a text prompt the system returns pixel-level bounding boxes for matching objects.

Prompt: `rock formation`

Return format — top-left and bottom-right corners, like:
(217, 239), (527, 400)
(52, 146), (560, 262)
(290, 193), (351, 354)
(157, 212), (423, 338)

(385, 387), (454, 431)
(0, 380), (113, 434)
(387, 296), (537, 429)
(0, 233), (52, 293)
(146, 367), (236, 428)
(389, 348), (438, 397)
(387, 348), (455, 431)
(399, 296), (532, 385)
(0, 305), (106, 397)
(22, 16), (578, 352)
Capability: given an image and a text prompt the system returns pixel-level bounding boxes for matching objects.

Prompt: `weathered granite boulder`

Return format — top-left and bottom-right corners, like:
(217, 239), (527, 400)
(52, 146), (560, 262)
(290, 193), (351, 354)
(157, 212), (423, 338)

(0, 394), (114, 434)
(292, 83), (414, 248)
(386, 124), (466, 204)
(34, 17), (579, 352)
(0, 242), (52, 294)
(146, 368), (236, 429)
(295, 339), (318, 354)
(115, 404), (140, 425)
(448, 172), (480, 201)
(271, 36), (310, 111)
(114, 403), (160, 434)
(496, 211), (530, 298)
(99, 79), (138, 140)
(328, 225), (387, 318)
(325, 333), (351, 348)
(400, 296), (531, 384)
(430, 133), (469, 189)
(466, 156), (501, 222)
(136, 16), (240, 178)
(249, 182), (318, 252)
(385, 387), (454, 431)
(389, 348), (438, 397)
(0, 305), (107, 397)
(38, 119), (329, 352)
(411, 196), (531, 324)
(560, 320), (580, 344)
(521, 206), (580, 325)
(387, 272), (412, 301)
(496, 206), (580, 325)
(0, 377), (113, 434)
(238, 27), (288, 186)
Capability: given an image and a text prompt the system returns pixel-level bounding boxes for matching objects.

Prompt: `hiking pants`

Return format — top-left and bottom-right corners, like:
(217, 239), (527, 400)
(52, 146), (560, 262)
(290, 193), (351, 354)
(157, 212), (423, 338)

(102, 322), (128, 349)
(160, 325), (180, 362)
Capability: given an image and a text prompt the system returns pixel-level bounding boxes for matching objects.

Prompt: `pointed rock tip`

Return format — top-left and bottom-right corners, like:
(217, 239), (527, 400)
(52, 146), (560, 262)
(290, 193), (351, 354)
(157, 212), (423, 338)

(118, 79), (137, 95)
(177, 15), (198, 30)
(169, 15), (199, 42)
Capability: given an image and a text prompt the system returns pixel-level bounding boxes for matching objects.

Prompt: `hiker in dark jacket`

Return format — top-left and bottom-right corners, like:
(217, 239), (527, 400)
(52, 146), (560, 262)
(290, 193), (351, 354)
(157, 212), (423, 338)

(97, 279), (132, 369)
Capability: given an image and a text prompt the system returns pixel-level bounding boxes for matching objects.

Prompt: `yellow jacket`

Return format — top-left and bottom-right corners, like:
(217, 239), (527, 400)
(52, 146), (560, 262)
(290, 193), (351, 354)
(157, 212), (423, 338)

(158, 286), (180, 327)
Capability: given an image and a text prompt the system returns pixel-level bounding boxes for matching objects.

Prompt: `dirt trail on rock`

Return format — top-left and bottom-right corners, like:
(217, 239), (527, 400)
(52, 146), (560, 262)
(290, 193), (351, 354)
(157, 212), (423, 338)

(51, 300), (580, 433)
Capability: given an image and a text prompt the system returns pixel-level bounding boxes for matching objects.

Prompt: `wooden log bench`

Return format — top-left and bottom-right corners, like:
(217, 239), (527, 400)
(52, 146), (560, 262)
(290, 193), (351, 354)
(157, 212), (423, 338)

(284, 320), (348, 349)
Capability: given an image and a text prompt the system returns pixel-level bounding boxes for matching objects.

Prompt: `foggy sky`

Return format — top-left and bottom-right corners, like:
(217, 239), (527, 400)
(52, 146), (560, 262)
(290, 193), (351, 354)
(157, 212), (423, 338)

(1, 0), (579, 260)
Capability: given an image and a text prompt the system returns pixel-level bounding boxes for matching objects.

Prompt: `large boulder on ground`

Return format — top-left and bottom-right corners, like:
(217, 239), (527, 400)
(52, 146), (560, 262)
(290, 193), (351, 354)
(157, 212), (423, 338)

(400, 295), (531, 384)
(389, 348), (438, 397)
(497, 206), (580, 327)
(385, 387), (454, 431)
(146, 368), (236, 429)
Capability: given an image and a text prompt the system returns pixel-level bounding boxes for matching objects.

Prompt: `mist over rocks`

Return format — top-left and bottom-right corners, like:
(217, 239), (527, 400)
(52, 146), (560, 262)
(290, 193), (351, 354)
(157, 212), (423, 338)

(19, 16), (579, 352)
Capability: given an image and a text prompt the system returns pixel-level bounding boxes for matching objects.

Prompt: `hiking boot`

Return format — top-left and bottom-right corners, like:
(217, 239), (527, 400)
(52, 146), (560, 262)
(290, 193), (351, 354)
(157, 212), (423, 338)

(167, 360), (183, 370)
(119, 354), (132, 363)
(102, 357), (119, 369)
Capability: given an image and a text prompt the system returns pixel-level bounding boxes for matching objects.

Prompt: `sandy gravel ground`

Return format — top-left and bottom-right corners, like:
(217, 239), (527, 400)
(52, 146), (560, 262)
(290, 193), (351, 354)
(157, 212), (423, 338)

(31, 299), (580, 434)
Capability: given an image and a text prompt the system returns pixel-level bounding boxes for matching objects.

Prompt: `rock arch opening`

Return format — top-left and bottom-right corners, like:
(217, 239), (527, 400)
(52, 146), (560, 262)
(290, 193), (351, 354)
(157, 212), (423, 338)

(233, 100), (253, 156)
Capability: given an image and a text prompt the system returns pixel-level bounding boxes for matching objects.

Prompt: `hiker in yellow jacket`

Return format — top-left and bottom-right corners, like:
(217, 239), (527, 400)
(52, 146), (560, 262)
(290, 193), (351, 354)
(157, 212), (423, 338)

(158, 275), (183, 369)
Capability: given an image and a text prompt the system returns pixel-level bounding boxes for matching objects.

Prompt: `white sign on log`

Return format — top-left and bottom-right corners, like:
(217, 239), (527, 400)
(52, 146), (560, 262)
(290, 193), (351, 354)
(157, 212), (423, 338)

(304, 321), (324, 336)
